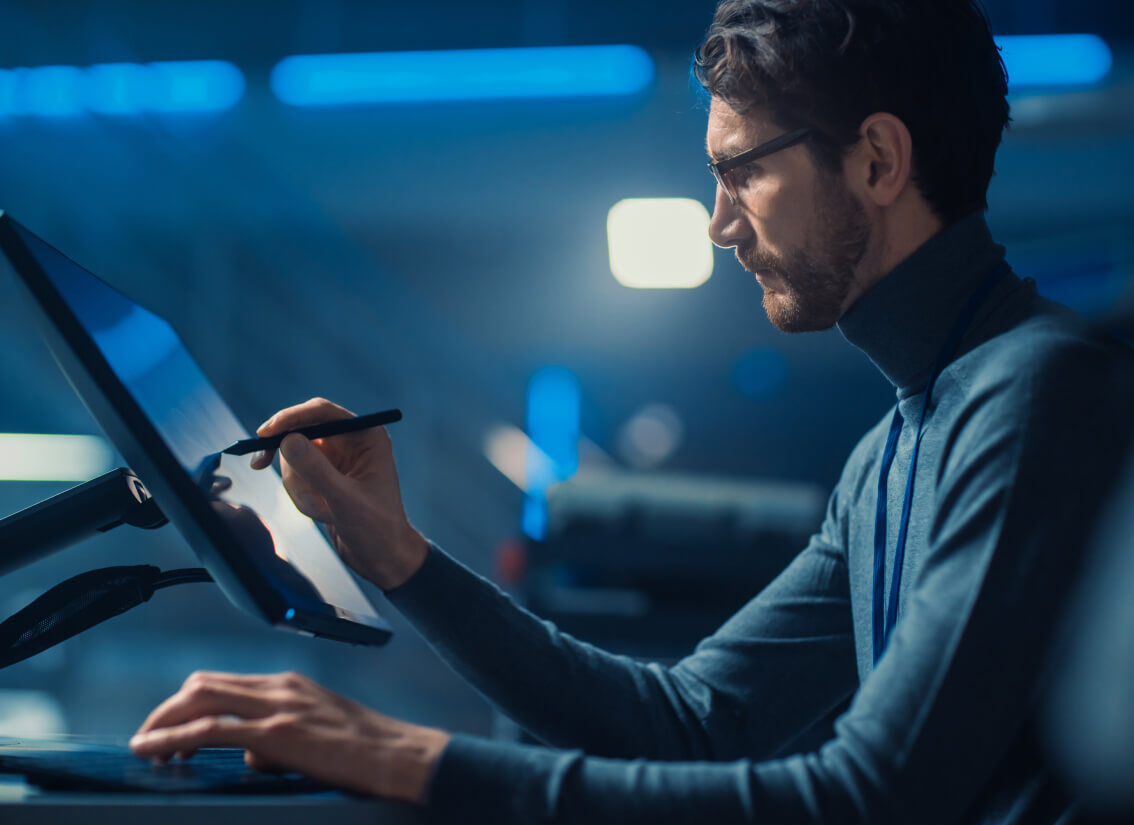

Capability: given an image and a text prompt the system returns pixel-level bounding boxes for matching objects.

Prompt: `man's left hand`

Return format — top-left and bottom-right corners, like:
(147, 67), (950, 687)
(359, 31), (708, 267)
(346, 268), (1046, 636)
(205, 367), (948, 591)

(130, 670), (451, 803)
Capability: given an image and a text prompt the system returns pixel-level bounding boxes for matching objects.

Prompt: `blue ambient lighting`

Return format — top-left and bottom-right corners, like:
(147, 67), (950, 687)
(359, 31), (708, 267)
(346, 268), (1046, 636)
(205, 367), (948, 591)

(1028, 259), (1127, 315)
(522, 496), (549, 544)
(0, 60), (244, 117)
(22, 66), (84, 116)
(0, 71), (17, 114)
(997, 35), (1112, 89)
(284, 608), (296, 621)
(85, 63), (150, 114)
(734, 348), (789, 401)
(523, 366), (581, 540)
(526, 367), (581, 485)
(93, 305), (182, 383)
(270, 45), (654, 106)
(146, 61), (244, 112)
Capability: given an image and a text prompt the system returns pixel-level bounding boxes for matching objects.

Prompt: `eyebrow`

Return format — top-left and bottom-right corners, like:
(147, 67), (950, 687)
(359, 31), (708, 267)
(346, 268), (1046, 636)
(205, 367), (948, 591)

(706, 141), (741, 163)
(709, 127), (812, 171)
(706, 137), (758, 164)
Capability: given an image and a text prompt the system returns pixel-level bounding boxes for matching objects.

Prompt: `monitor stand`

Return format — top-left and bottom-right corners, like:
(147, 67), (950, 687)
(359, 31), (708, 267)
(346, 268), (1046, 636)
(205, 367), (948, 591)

(0, 468), (212, 668)
(0, 468), (167, 578)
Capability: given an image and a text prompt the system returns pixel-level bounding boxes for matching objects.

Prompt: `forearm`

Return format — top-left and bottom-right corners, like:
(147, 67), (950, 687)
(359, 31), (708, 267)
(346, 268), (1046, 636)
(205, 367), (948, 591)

(426, 734), (867, 825)
(385, 542), (712, 758)
(425, 716), (1058, 825)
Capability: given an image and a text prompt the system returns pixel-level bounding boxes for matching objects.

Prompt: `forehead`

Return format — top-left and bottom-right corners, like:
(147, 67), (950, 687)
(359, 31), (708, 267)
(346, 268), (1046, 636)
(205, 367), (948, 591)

(706, 97), (775, 158)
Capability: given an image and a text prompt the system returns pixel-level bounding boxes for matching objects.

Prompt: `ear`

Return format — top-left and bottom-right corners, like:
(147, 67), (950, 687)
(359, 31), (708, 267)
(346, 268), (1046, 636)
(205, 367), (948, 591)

(848, 113), (914, 208)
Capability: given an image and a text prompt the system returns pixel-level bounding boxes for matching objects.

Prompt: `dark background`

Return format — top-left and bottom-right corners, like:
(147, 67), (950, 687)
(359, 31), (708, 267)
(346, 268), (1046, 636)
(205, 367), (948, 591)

(0, 0), (1131, 739)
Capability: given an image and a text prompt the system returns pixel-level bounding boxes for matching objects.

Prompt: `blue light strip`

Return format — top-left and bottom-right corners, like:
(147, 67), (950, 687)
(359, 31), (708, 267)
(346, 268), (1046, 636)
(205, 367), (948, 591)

(270, 45), (654, 106)
(522, 366), (581, 541)
(997, 34), (1112, 89)
(0, 60), (244, 117)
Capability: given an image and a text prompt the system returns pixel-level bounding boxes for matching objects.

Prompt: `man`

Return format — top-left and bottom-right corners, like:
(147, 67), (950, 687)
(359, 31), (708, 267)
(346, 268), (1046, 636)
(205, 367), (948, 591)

(129, 1), (1134, 821)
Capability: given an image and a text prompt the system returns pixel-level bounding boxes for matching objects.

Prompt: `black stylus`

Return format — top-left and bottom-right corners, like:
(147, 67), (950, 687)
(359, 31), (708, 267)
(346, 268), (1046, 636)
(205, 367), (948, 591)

(221, 408), (403, 456)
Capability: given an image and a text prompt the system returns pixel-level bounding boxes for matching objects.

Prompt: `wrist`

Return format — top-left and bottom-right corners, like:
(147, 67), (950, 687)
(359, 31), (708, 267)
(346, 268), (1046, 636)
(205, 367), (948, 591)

(379, 525), (429, 591)
(388, 725), (451, 804)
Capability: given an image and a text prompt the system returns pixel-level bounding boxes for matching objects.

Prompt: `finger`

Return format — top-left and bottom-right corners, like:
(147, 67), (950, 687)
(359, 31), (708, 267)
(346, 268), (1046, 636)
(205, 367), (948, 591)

(249, 449), (276, 470)
(288, 489), (333, 523)
(138, 683), (274, 736)
(141, 670), (308, 729)
(279, 456), (334, 522)
(137, 684), (274, 734)
(179, 671), (280, 686)
(130, 716), (260, 759)
(256, 398), (355, 437)
(280, 435), (348, 516)
(245, 750), (288, 774)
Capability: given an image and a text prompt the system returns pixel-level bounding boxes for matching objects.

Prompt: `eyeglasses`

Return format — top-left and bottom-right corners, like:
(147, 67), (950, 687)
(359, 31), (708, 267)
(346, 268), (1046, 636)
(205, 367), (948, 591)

(708, 127), (812, 204)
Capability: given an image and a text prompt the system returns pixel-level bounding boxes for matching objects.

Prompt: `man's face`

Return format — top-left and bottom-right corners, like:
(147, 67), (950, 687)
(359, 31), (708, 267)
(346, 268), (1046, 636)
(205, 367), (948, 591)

(706, 99), (872, 332)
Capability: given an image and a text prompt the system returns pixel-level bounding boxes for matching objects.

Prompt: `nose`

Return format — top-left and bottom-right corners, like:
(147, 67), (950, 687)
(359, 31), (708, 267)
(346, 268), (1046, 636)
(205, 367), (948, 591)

(707, 184), (751, 249)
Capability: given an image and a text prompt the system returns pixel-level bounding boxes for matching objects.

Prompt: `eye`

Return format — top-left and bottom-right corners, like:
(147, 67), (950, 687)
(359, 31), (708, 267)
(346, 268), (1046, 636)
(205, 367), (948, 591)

(732, 162), (762, 187)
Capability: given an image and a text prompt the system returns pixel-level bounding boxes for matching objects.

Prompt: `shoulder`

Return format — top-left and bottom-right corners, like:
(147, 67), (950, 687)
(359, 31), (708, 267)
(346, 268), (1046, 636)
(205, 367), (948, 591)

(937, 298), (1134, 472)
(951, 297), (1128, 412)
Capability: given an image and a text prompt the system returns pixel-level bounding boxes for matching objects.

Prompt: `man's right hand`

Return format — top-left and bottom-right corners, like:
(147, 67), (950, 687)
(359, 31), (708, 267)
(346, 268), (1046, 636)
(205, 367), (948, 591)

(250, 397), (428, 591)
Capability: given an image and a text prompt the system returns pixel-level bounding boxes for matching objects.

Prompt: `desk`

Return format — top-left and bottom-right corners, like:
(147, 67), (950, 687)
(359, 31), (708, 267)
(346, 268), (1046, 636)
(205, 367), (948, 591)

(0, 775), (426, 824)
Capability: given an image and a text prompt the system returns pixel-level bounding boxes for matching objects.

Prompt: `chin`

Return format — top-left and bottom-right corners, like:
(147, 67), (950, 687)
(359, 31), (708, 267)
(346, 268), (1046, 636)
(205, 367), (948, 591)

(764, 292), (840, 333)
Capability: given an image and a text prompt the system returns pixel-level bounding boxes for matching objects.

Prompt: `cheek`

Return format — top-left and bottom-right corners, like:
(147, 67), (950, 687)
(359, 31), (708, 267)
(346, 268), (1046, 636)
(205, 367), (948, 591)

(745, 187), (787, 248)
(749, 179), (812, 252)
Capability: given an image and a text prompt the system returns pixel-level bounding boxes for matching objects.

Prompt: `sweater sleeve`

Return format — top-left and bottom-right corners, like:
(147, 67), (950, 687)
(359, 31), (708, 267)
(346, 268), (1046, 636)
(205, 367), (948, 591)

(386, 492), (858, 762)
(420, 335), (1134, 824)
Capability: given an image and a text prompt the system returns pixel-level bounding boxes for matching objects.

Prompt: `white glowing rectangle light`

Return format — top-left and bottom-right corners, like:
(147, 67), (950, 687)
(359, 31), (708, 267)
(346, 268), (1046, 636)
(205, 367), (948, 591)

(0, 434), (115, 482)
(607, 198), (713, 289)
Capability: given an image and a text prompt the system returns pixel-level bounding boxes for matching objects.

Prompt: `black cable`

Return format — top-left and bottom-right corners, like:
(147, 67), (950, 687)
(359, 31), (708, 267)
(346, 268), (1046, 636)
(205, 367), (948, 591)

(153, 568), (213, 590)
(0, 565), (213, 669)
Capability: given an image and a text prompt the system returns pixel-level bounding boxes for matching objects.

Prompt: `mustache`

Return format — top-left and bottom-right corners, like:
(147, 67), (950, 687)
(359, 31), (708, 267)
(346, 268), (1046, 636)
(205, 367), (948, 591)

(737, 245), (782, 275)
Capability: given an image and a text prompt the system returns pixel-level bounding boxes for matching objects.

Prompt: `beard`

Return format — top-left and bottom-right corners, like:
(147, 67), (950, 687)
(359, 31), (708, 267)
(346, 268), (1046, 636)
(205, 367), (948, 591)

(738, 172), (872, 333)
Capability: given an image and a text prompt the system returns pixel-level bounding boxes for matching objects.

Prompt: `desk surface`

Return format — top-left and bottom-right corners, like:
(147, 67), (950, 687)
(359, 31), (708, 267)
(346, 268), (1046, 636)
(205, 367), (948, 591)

(0, 775), (426, 825)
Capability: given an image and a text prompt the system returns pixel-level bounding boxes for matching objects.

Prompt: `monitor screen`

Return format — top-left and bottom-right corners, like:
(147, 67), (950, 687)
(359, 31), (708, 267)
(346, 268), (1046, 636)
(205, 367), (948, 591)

(0, 212), (391, 645)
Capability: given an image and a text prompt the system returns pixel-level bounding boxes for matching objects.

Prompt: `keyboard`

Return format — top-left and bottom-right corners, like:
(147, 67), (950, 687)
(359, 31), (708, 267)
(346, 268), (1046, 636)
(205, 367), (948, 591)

(0, 737), (333, 794)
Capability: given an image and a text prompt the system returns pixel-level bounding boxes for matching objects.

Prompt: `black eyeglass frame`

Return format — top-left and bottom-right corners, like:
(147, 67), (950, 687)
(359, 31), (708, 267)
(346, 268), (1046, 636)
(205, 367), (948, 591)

(708, 127), (813, 203)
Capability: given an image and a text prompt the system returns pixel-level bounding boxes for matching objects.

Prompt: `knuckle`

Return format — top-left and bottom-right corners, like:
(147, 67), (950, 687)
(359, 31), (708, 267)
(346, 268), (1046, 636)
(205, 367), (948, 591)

(184, 682), (213, 700)
(276, 690), (315, 713)
(184, 671), (209, 690)
(195, 717), (221, 736)
(279, 670), (305, 689)
(262, 712), (300, 736)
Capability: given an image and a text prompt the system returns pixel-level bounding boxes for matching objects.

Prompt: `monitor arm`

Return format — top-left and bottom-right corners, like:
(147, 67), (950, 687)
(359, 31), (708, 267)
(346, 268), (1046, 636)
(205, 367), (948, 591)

(0, 468), (168, 578)
(0, 468), (213, 669)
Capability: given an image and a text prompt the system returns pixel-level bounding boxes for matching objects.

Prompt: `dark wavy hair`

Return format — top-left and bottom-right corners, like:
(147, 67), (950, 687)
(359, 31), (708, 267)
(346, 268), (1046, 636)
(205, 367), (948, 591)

(693, 0), (1010, 224)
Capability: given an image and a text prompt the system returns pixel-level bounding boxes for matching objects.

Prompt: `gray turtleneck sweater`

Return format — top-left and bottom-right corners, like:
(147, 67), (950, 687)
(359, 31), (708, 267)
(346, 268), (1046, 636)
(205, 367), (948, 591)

(387, 213), (1134, 823)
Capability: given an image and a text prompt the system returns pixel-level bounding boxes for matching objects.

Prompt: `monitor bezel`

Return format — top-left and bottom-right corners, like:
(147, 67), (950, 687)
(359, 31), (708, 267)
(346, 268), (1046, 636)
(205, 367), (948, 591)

(0, 212), (392, 646)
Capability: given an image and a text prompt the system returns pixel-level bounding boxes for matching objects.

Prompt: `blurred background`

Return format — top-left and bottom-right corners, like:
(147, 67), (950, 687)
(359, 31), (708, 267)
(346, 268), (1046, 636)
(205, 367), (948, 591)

(0, 0), (1132, 759)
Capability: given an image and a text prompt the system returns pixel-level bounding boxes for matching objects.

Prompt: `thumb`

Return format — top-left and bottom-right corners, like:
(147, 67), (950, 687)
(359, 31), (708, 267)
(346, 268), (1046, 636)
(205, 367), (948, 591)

(279, 434), (347, 503)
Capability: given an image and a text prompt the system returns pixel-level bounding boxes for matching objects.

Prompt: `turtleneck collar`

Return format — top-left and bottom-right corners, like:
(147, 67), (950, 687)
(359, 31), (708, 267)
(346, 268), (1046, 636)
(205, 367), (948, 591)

(837, 211), (1007, 396)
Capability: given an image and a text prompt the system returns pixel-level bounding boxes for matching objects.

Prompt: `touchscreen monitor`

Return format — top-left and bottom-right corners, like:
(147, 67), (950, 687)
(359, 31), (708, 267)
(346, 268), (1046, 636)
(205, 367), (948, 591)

(0, 212), (392, 645)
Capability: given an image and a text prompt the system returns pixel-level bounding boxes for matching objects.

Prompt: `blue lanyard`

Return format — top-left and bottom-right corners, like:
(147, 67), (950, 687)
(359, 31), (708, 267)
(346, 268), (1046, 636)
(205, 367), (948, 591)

(871, 260), (1011, 667)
